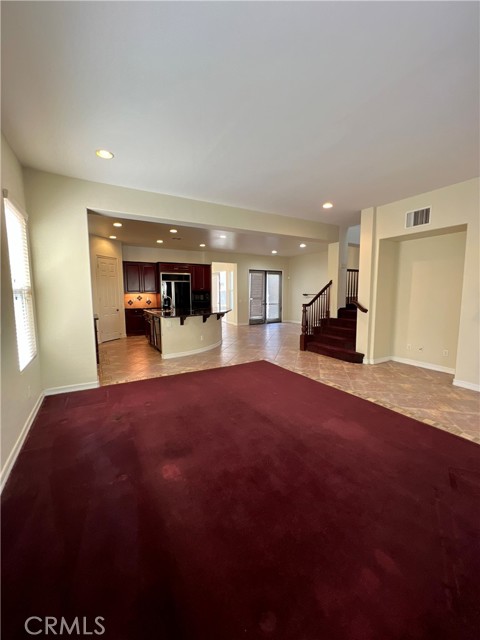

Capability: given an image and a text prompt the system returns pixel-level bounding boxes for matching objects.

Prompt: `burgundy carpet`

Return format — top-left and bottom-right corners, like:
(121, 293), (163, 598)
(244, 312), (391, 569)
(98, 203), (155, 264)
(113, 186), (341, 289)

(2, 361), (480, 639)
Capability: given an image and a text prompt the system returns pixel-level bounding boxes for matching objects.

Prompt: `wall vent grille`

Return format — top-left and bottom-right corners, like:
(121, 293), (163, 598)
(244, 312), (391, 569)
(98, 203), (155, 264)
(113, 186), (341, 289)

(406, 207), (431, 228)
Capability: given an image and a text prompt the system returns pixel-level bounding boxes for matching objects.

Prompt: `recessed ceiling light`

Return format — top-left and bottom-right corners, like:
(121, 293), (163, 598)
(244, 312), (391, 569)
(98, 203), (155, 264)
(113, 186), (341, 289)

(199, 243), (206, 247)
(113, 222), (122, 227)
(156, 240), (163, 244)
(299, 243), (307, 248)
(96, 149), (114, 159)
(271, 250), (278, 254)
(169, 229), (178, 234)
(109, 235), (116, 240)
(322, 202), (333, 209)
(219, 234), (226, 239)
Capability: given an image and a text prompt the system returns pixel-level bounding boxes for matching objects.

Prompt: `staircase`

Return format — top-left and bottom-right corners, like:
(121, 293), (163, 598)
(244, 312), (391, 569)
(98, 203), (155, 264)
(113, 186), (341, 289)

(306, 305), (364, 363)
(300, 279), (366, 364)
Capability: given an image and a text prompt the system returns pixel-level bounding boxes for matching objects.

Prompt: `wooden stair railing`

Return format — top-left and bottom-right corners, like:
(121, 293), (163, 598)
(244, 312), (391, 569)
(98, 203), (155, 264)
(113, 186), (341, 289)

(300, 280), (332, 351)
(352, 300), (368, 313)
(346, 268), (359, 305)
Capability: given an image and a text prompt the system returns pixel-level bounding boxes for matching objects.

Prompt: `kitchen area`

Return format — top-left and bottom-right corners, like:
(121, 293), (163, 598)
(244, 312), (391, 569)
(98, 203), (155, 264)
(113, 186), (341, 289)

(124, 260), (230, 358)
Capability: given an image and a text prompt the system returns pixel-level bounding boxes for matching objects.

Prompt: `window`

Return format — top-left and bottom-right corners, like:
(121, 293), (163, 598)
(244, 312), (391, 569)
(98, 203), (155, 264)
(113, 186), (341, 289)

(4, 196), (37, 371)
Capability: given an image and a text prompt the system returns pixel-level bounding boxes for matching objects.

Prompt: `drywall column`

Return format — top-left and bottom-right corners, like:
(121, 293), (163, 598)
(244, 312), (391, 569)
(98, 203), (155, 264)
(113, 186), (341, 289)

(356, 207), (376, 363)
(373, 240), (398, 361)
(327, 242), (339, 317)
(327, 228), (348, 317)
(337, 227), (348, 310)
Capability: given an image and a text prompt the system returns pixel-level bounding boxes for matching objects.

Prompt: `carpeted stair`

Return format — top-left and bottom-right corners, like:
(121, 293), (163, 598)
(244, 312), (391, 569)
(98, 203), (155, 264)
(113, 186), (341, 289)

(306, 306), (364, 363)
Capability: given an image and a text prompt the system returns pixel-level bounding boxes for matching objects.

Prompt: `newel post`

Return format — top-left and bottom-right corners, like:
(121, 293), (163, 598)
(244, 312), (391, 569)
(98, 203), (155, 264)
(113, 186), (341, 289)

(300, 304), (308, 350)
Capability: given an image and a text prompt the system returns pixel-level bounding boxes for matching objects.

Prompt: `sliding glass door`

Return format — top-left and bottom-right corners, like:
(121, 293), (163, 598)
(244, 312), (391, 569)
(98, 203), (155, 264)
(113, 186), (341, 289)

(249, 270), (282, 324)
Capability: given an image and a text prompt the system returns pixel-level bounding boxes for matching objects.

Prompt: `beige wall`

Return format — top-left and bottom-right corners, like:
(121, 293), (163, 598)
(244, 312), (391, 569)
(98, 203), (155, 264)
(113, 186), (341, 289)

(358, 178), (479, 389)
(348, 245), (360, 269)
(287, 251), (328, 323)
(1, 135), (43, 482)
(392, 232), (466, 370)
(89, 235), (127, 340)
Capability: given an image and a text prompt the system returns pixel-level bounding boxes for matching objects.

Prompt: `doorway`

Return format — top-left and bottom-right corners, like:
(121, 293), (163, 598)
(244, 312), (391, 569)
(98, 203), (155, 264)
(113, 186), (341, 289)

(96, 255), (122, 342)
(249, 270), (282, 324)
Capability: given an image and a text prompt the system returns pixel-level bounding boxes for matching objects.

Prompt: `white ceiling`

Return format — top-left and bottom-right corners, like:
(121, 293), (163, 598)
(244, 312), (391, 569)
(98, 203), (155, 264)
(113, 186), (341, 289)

(2, 1), (479, 230)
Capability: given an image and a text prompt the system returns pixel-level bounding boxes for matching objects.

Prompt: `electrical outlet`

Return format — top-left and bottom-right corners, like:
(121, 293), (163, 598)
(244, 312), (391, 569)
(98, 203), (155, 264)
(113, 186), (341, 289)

(200, 335), (204, 341)
(407, 344), (411, 351)
(442, 349), (449, 357)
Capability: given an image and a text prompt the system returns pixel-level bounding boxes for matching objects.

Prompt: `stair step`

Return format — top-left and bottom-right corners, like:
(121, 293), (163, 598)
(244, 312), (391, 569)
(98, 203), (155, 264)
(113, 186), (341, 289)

(312, 333), (355, 347)
(338, 308), (357, 319)
(327, 318), (356, 328)
(320, 325), (356, 338)
(307, 343), (364, 364)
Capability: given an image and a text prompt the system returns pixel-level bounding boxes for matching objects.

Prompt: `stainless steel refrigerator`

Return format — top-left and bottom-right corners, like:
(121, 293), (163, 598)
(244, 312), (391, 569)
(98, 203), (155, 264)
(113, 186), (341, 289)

(161, 273), (191, 312)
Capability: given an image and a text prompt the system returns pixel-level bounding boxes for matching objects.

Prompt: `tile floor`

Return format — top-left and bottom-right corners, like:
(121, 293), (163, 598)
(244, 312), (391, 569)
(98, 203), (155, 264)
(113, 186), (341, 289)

(98, 322), (480, 444)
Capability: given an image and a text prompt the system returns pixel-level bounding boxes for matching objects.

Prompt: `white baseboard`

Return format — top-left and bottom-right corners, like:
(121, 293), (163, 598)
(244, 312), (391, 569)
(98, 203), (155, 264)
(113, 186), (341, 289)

(1, 392), (45, 492)
(390, 356), (455, 375)
(44, 380), (100, 396)
(364, 355), (456, 374)
(162, 340), (222, 360)
(453, 379), (480, 392)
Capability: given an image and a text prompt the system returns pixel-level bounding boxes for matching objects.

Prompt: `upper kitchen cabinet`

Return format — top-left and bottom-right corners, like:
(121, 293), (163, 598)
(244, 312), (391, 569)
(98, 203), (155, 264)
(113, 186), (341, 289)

(158, 262), (191, 274)
(123, 262), (158, 293)
(191, 264), (212, 291)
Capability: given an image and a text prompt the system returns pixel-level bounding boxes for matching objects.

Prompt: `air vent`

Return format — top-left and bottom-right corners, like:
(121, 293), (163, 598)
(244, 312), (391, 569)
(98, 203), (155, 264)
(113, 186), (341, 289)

(406, 207), (430, 228)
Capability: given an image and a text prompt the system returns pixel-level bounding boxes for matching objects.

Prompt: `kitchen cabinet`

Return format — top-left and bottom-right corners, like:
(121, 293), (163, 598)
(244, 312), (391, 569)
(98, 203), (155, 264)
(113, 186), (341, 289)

(123, 262), (158, 293)
(125, 308), (146, 335)
(190, 264), (212, 291)
(158, 262), (191, 275)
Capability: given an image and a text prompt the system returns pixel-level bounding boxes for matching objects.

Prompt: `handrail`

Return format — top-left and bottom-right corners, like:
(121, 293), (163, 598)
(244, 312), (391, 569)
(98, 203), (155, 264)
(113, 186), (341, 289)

(352, 300), (368, 313)
(301, 281), (332, 349)
(303, 280), (333, 308)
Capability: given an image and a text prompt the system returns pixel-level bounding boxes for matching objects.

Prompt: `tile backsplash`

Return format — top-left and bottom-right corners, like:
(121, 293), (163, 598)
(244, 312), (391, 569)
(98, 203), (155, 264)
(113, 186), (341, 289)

(124, 293), (160, 309)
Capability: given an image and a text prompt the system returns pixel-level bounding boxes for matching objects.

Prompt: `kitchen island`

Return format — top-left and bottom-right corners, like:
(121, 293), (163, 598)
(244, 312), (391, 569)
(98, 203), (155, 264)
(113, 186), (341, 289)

(144, 308), (231, 359)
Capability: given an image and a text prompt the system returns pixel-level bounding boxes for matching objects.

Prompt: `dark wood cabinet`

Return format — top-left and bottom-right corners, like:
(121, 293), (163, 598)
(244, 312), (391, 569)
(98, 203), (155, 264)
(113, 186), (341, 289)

(158, 262), (191, 275)
(124, 262), (141, 292)
(123, 262), (158, 293)
(125, 308), (146, 335)
(191, 264), (212, 291)
(142, 264), (157, 292)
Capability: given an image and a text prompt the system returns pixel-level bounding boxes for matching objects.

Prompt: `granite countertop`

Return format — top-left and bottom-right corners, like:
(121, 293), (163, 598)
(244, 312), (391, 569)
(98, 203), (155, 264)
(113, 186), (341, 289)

(144, 307), (231, 319)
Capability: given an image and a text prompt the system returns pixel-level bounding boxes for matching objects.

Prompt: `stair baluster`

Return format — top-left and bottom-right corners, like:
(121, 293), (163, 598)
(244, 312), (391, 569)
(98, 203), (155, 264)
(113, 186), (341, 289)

(300, 281), (332, 351)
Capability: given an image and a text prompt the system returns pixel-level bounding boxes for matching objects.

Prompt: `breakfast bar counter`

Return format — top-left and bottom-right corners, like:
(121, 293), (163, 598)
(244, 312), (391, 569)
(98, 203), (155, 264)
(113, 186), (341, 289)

(144, 308), (231, 359)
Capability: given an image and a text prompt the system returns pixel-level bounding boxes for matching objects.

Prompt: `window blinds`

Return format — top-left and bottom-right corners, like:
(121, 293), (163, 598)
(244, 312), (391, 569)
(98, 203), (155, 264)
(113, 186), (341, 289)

(4, 197), (37, 371)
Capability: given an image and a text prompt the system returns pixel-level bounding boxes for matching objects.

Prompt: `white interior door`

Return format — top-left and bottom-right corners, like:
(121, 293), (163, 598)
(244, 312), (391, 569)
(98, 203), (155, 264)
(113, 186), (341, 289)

(96, 255), (122, 342)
